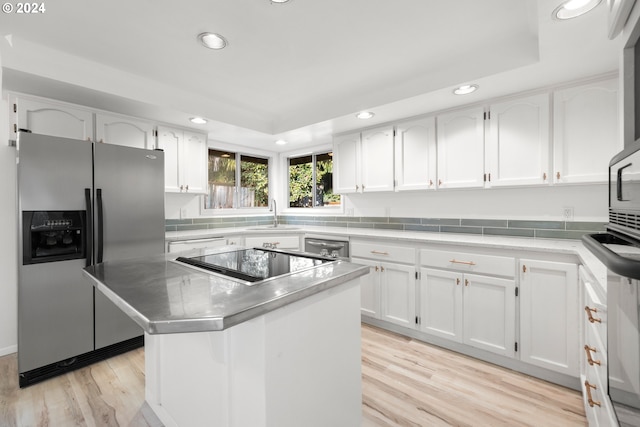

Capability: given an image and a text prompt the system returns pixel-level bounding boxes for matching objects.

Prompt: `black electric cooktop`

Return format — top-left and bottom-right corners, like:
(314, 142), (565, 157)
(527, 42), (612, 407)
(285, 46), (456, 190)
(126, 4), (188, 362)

(175, 248), (335, 283)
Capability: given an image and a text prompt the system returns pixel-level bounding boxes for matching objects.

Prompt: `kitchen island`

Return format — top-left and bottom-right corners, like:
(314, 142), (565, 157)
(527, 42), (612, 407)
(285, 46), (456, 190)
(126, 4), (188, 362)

(83, 246), (369, 427)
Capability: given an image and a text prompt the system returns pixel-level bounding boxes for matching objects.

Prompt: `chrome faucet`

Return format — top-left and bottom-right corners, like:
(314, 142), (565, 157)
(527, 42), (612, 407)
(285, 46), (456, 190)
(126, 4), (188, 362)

(270, 199), (278, 227)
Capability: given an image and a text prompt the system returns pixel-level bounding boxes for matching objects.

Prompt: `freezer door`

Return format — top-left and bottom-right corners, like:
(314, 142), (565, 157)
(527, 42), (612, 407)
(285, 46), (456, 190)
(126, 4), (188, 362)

(18, 259), (94, 373)
(17, 133), (94, 372)
(93, 143), (165, 348)
(17, 133), (93, 211)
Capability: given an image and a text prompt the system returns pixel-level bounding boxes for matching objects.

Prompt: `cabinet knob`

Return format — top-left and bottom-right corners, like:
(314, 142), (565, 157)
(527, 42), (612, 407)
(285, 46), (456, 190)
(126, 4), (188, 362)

(543, 172), (547, 181)
(429, 179), (433, 187)
(438, 179), (442, 187)
(356, 185), (359, 191)
(556, 171), (561, 180)
(456, 278), (460, 285)
(180, 185), (184, 191)
(465, 279), (469, 287)
(185, 185), (189, 191)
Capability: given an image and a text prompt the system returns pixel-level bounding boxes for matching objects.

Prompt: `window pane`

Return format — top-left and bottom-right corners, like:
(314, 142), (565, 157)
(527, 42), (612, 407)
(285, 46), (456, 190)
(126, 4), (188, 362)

(239, 155), (269, 208)
(316, 152), (339, 207)
(289, 155), (313, 208)
(207, 150), (236, 209)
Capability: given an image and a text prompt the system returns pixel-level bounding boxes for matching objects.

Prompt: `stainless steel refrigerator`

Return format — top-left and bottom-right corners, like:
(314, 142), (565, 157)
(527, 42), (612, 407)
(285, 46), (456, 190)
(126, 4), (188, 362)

(17, 132), (165, 387)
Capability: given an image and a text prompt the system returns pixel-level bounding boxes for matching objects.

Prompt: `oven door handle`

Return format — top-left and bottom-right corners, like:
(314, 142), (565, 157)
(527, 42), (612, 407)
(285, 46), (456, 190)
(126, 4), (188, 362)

(617, 162), (633, 201)
(85, 188), (93, 267)
(582, 232), (640, 280)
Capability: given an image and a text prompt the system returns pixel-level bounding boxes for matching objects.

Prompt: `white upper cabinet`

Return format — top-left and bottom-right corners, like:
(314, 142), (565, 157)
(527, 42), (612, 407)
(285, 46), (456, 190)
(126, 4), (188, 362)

(394, 116), (437, 191)
(157, 126), (208, 194)
(95, 113), (155, 149)
(553, 78), (620, 184)
(360, 126), (395, 192)
(436, 107), (485, 189)
(15, 98), (94, 141)
(486, 93), (550, 187)
(333, 126), (394, 193)
(333, 132), (361, 194)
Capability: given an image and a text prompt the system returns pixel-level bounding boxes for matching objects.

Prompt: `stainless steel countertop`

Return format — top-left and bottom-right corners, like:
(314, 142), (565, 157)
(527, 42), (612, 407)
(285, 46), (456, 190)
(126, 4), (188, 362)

(83, 246), (370, 334)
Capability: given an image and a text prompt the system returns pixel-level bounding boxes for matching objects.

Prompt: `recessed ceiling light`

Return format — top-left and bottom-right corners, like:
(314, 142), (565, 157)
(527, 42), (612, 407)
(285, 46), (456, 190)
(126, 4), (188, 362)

(189, 117), (207, 124)
(275, 139), (288, 145)
(553, 0), (602, 20)
(198, 32), (228, 50)
(270, 0), (291, 3)
(356, 111), (375, 119)
(453, 84), (479, 95)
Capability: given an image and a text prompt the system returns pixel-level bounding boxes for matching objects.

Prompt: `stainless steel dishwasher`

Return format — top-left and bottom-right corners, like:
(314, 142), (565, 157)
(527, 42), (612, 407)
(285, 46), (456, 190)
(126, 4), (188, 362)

(304, 236), (349, 259)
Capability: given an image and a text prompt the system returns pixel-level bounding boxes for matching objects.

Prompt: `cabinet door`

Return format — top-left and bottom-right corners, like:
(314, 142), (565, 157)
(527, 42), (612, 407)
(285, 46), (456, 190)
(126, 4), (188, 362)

(353, 258), (380, 319)
(182, 131), (208, 194)
(553, 79), (620, 184)
(361, 126), (394, 192)
(333, 133), (361, 193)
(436, 107), (485, 188)
(419, 268), (463, 342)
(157, 127), (182, 192)
(520, 259), (579, 376)
(395, 117), (437, 191)
(463, 273), (516, 357)
(95, 113), (154, 149)
(16, 98), (93, 141)
(379, 262), (415, 328)
(486, 94), (550, 187)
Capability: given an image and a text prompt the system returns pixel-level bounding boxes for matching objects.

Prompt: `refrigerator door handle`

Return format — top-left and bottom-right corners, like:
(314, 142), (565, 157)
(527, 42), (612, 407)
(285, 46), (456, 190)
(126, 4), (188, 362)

(97, 188), (104, 264)
(85, 188), (93, 267)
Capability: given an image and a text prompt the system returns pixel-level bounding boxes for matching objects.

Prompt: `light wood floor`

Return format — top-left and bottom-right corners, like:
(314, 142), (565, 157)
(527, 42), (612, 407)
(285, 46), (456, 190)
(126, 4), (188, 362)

(0, 324), (586, 427)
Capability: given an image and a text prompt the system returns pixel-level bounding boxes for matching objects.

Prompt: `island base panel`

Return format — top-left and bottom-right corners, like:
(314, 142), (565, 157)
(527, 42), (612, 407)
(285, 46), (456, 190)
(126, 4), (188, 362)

(145, 278), (362, 427)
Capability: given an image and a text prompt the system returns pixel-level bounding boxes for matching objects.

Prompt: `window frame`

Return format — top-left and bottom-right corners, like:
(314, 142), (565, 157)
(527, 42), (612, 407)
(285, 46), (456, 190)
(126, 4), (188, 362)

(283, 146), (343, 214)
(201, 144), (273, 216)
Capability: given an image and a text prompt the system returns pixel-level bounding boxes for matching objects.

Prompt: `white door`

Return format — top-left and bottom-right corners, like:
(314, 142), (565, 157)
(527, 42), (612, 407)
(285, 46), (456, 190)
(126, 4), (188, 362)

(419, 268), (463, 342)
(333, 133), (361, 193)
(395, 117), (437, 191)
(379, 262), (415, 328)
(360, 126), (395, 192)
(183, 131), (208, 194)
(17, 98), (93, 141)
(157, 126), (182, 192)
(553, 78), (620, 184)
(95, 113), (154, 149)
(486, 94), (550, 187)
(519, 259), (579, 376)
(436, 107), (485, 188)
(462, 273), (516, 357)
(354, 258), (380, 319)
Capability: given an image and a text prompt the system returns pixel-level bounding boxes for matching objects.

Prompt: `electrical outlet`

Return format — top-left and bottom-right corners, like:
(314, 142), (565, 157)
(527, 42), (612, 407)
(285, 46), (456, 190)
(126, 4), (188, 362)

(562, 207), (574, 221)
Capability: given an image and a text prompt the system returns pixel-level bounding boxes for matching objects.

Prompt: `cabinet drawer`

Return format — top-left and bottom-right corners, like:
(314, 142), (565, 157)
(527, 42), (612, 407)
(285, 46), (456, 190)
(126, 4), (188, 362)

(350, 240), (416, 264)
(420, 249), (515, 278)
(245, 235), (300, 250)
(583, 280), (606, 353)
(167, 238), (226, 253)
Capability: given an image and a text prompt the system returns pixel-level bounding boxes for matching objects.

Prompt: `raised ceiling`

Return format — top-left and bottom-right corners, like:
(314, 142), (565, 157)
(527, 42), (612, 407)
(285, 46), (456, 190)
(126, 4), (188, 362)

(0, 0), (624, 151)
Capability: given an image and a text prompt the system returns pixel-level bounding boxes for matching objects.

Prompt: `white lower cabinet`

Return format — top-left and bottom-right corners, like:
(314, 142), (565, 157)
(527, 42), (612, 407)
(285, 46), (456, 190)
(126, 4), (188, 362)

(419, 268), (516, 357)
(579, 266), (617, 426)
(519, 259), (579, 377)
(351, 240), (416, 328)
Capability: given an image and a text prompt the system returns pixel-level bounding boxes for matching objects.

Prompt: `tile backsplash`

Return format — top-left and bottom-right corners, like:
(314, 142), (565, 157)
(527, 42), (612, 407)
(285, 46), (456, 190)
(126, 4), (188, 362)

(166, 215), (606, 240)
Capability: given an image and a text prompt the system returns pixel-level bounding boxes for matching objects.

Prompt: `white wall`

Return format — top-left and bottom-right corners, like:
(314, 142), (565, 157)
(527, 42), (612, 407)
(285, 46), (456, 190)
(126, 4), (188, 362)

(0, 58), (18, 356)
(342, 184), (607, 222)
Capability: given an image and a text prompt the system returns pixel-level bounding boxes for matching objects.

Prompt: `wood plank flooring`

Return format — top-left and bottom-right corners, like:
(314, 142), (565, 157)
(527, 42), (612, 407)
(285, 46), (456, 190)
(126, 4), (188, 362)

(0, 324), (586, 426)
